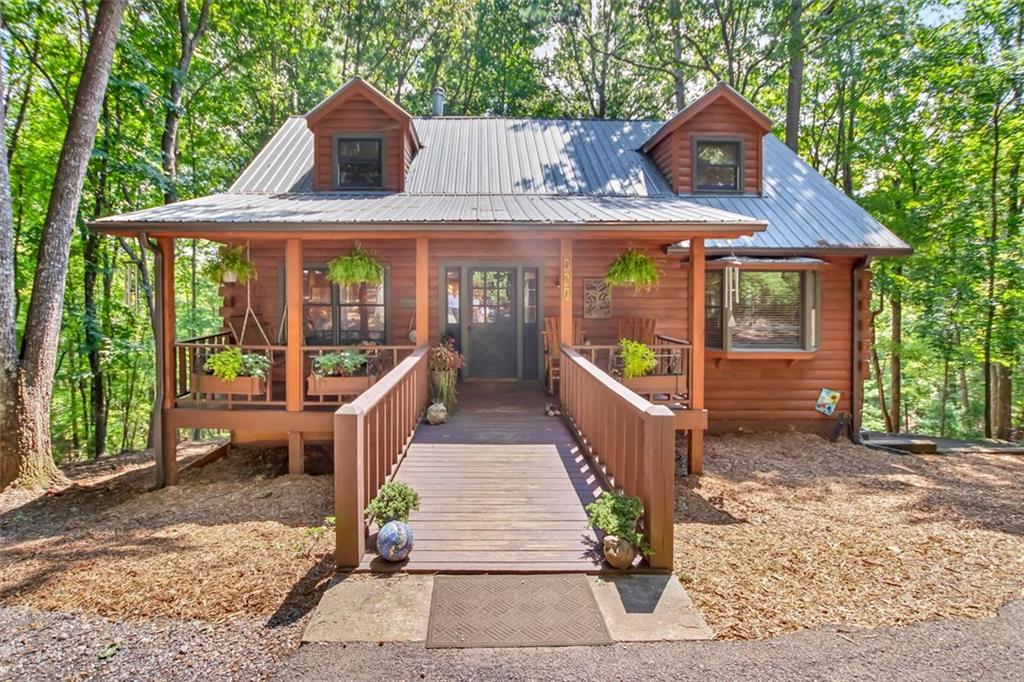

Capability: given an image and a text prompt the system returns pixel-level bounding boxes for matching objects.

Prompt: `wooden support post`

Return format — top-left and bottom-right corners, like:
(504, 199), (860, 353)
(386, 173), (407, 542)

(687, 238), (706, 475)
(415, 237), (429, 346)
(285, 239), (304, 474)
(644, 406), (677, 569)
(559, 238), (573, 345)
(334, 406), (366, 569)
(157, 237), (178, 487)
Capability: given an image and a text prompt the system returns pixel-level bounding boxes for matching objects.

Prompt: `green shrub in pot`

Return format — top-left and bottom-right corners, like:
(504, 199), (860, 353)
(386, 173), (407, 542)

(586, 491), (649, 569)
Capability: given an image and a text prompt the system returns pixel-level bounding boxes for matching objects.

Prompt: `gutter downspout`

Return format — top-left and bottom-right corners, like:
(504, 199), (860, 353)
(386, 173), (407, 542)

(851, 256), (872, 444)
(139, 232), (168, 488)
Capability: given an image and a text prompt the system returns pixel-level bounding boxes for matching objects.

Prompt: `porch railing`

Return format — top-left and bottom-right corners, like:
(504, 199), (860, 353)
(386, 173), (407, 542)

(302, 345), (417, 407)
(572, 334), (692, 406)
(174, 332), (287, 408)
(334, 346), (430, 568)
(559, 344), (675, 569)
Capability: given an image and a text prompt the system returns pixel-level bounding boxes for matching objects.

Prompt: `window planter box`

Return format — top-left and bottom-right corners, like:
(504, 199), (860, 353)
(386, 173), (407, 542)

(192, 373), (265, 396)
(623, 374), (687, 396)
(307, 374), (374, 397)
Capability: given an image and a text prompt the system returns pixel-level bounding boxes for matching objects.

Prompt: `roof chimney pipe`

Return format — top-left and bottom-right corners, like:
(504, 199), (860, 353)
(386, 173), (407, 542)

(431, 86), (445, 116)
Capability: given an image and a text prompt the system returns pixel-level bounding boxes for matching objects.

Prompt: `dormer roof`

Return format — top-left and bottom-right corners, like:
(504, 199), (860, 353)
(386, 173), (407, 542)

(641, 82), (772, 154)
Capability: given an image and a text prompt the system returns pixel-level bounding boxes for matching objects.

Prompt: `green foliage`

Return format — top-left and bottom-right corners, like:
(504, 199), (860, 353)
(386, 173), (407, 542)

(585, 491), (649, 555)
(203, 244), (255, 284)
(365, 482), (420, 523)
(203, 347), (270, 381)
(619, 339), (657, 379)
(327, 244), (384, 286)
(428, 338), (464, 412)
(311, 350), (367, 377)
(605, 249), (660, 291)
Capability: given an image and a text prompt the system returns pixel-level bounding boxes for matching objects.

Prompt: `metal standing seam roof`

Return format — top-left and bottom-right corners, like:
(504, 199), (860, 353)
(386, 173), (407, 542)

(96, 115), (909, 254)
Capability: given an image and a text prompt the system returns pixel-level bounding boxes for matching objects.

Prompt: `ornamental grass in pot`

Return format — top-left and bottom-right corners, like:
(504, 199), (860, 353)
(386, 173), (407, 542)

(366, 481), (421, 562)
(428, 337), (464, 416)
(585, 491), (650, 570)
(307, 349), (373, 397)
(195, 346), (270, 396)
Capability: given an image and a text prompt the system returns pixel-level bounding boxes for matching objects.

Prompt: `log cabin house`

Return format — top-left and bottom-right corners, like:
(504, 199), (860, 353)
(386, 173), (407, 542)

(93, 78), (909, 571)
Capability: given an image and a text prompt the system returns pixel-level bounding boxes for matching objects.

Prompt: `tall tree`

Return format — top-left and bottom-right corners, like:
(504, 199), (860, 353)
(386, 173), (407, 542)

(0, 0), (127, 489)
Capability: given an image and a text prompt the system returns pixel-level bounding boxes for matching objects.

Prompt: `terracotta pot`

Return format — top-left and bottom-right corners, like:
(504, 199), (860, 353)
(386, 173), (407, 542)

(602, 535), (637, 570)
(307, 374), (373, 397)
(193, 372), (264, 396)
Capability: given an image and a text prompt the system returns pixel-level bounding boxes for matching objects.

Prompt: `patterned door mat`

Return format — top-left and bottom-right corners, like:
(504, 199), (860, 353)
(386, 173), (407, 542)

(425, 574), (612, 648)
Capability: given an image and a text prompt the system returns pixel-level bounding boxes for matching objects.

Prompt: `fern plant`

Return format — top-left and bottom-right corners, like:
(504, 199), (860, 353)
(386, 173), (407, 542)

(586, 491), (650, 555)
(365, 482), (420, 523)
(605, 248), (660, 291)
(327, 243), (384, 286)
(203, 347), (270, 381)
(619, 339), (657, 378)
(203, 244), (256, 284)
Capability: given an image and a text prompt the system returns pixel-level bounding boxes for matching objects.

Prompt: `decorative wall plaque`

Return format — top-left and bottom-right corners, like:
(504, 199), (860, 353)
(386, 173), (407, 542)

(583, 278), (612, 319)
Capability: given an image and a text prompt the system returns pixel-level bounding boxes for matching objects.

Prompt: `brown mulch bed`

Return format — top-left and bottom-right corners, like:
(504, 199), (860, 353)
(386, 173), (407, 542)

(675, 432), (1024, 640)
(0, 444), (334, 624)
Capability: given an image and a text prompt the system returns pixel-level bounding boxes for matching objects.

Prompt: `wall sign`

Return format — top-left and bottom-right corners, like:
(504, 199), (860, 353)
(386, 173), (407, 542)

(583, 278), (612, 319)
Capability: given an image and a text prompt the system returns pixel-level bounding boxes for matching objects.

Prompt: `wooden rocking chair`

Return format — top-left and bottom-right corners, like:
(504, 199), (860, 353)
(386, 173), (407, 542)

(542, 316), (584, 395)
(617, 317), (657, 344)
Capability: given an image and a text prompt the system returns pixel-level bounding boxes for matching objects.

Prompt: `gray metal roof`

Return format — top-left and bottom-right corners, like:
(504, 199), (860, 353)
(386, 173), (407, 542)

(101, 114), (909, 254)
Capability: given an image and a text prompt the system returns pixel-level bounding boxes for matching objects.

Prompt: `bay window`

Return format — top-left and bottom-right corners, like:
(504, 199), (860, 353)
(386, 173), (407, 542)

(705, 266), (819, 352)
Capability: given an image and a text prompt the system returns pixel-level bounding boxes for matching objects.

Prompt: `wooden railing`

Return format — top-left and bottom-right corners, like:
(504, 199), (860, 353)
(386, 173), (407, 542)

(174, 332), (286, 408)
(559, 344), (676, 569)
(572, 335), (692, 406)
(334, 346), (430, 568)
(302, 345), (417, 406)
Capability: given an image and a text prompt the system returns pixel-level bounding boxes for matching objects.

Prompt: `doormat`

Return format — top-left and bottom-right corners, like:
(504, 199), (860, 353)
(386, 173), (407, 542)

(425, 574), (611, 648)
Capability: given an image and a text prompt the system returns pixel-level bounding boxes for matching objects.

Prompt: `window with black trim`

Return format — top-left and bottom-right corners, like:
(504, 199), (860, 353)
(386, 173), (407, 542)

(335, 137), (382, 189)
(705, 269), (819, 351)
(695, 140), (741, 192)
(301, 267), (386, 344)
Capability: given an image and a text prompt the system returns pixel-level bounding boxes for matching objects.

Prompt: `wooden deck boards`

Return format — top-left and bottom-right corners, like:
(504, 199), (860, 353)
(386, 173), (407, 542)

(358, 381), (608, 574)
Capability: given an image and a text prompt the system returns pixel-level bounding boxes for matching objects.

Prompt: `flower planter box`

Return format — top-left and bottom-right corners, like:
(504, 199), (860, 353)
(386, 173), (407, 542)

(307, 374), (374, 397)
(192, 373), (265, 396)
(623, 374), (686, 396)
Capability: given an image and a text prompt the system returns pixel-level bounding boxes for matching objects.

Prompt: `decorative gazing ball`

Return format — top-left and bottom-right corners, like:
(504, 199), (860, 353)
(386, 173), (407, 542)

(426, 402), (448, 425)
(376, 520), (414, 562)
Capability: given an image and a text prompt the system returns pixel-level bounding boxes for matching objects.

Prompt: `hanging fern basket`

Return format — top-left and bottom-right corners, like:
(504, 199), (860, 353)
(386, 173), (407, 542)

(204, 244), (256, 285)
(327, 243), (384, 286)
(605, 248), (660, 292)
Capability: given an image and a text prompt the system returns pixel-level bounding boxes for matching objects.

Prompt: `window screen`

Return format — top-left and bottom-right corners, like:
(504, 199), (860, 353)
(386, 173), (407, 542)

(731, 271), (803, 349)
(336, 138), (382, 189)
(696, 140), (741, 191)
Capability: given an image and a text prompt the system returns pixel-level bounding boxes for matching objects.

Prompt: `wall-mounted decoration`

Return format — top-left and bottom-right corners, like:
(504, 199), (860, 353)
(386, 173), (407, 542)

(583, 278), (612, 319)
(815, 388), (841, 416)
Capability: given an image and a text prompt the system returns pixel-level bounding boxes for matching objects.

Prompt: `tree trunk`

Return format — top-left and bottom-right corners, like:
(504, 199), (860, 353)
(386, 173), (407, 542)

(0, 20), (20, 487)
(870, 292), (892, 432)
(83, 230), (107, 457)
(670, 0), (686, 111)
(784, 0), (803, 151)
(939, 357), (950, 437)
(983, 101), (1001, 439)
(889, 277), (902, 434)
(0, 0), (127, 490)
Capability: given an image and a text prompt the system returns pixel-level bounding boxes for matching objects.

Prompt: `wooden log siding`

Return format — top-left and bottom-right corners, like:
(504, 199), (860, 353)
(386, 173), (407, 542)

(334, 346), (429, 568)
(559, 345), (676, 569)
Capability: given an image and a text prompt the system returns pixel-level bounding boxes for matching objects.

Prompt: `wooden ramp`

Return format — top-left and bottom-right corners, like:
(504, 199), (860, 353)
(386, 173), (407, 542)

(358, 382), (606, 573)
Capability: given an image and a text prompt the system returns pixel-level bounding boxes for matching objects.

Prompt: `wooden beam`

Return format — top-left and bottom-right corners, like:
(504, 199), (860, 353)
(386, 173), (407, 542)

(288, 431), (304, 475)
(335, 405), (366, 569)
(157, 237), (178, 487)
(415, 237), (429, 346)
(687, 238), (705, 476)
(559, 238), (573, 345)
(285, 239), (303, 412)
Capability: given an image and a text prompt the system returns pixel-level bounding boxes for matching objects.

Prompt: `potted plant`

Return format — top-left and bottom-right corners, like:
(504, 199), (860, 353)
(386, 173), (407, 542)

(366, 481), (420, 562)
(203, 244), (256, 285)
(618, 338), (685, 396)
(585, 491), (649, 570)
(307, 349), (373, 397)
(194, 346), (270, 396)
(605, 248), (660, 291)
(326, 243), (384, 286)
(428, 337), (464, 414)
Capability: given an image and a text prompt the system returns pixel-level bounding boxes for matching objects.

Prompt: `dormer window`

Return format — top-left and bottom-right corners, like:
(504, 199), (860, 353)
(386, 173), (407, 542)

(335, 136), (383, 189)
(695, 139), (742, 192)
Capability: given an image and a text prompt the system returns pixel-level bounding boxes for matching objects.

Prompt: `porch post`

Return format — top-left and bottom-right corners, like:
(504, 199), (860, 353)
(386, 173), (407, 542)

(687, 238), (706, 475)
(559, 238), (573, 344)
(415, 237), (429, 346)
(156, 237), (178, 487)
(285, 238), (304, 474)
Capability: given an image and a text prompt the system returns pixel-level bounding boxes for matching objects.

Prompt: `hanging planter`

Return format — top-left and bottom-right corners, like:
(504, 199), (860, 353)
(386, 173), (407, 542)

(204, 244), (256, 285)
(327, 243), (384, 286)
(605, 248), (660, 292)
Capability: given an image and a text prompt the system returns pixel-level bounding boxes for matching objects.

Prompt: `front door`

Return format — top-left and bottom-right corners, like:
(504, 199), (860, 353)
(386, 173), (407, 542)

(467, 268), (517, 378)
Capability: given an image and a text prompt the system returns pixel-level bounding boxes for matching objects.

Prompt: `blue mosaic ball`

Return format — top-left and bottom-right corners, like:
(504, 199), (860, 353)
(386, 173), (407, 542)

(376, 520), (414, 562)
